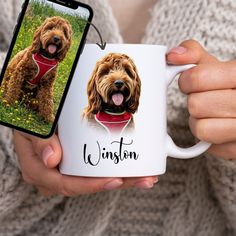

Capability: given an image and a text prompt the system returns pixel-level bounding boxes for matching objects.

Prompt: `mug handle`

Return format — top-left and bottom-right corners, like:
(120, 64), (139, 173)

(166, 64), (211, 159)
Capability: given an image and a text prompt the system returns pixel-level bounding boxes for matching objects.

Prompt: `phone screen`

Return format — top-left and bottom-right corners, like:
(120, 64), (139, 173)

(0, 0), (93, 138)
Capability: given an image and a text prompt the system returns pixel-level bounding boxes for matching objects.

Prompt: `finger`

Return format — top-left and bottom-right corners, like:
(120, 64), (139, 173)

(187, 89), (236, 119)
(15, 131), (62, 168)
(14, 133), (61, 189)
(14, 131), (39, 168)
(122, 176), (158, 189)
(179, 62), (236, 94)
(59, 177), (124, 196)
(208, 142), (236, 160)
(14, 131), (68, 191)
(14, 135), (125, 195)
(30, 134), (62, 168)
(36, 186), (56, 197)
(60, 176), (159, 194)
(15, 132), (141, 196)
(189, 117), (236, 144)
(15, 132), (157, 195)
(167, 39), (218, 65)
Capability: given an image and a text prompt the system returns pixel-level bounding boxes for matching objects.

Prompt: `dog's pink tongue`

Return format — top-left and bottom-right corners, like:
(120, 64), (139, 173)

(112, 93), (124, 106)
(48, 45), (57, 54)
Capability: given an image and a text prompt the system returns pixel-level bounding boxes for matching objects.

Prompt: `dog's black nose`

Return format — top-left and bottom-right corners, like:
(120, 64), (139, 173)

(53, 36), (60, 43)
(115, 80), (124, 89)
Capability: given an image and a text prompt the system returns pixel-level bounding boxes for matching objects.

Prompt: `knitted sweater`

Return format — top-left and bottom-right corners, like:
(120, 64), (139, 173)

(0, 0), (236, 235)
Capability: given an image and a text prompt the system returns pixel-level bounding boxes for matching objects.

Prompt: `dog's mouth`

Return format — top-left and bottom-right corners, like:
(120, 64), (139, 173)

(45, 39), (62, 55)
(103, 89), (130, 113)
(46, 43), (63, 55)
(47, 44), (58, 54)
(111, 93), (124, 106)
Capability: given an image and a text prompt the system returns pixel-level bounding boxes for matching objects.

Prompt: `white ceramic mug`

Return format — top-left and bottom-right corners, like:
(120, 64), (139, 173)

(58, 44), (211, 177)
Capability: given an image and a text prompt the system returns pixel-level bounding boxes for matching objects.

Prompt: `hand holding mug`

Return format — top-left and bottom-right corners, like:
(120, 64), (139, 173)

(14, 131), (158, 197)
(167, 40), (236, 160)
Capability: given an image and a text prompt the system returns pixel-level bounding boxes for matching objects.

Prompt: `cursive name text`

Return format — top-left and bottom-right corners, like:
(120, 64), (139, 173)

(83, 137), (139, 166)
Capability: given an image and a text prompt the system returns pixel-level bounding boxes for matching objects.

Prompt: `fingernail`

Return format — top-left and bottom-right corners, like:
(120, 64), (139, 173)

(168, 46), (187, 55)
(104, 179), (123, 190)
(153, 177), (159, 183)
(135, 181), (154, 190)
(42, 146), (54, 166)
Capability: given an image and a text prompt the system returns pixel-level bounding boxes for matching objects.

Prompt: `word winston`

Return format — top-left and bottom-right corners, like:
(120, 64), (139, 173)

(83, 138), (139, 166)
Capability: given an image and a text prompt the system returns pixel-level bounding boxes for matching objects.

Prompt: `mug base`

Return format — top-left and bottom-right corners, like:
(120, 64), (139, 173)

(59, 169), (166, 177)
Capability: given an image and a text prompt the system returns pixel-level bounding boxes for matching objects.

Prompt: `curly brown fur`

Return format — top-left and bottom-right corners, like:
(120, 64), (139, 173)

(83, 53), (141, 130)
(2, 16), (72, 123)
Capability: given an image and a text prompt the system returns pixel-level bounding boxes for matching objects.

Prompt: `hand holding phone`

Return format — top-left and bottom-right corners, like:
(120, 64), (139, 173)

(0, 0), (93, 138)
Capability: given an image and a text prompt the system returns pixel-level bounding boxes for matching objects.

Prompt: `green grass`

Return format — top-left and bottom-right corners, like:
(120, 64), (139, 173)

(0, 96), (52, 135)
(0, 0), (87, 136)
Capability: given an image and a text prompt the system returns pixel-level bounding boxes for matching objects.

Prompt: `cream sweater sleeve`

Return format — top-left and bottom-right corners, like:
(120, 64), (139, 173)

(0, 0), (20, 51)
(0, 52), (20, 169)
(0, 126), (20, 169)
(206, 154), (236, 233)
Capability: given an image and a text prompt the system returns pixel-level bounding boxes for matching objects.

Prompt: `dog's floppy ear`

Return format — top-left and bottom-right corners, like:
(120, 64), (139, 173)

(30, 23), (44, 53)
(127, 67), (141, 114)
(84, 64), (102, 118)
(57, 23), (73, 62)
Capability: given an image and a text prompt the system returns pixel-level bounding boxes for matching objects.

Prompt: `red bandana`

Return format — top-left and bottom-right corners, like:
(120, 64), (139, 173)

(28, 53), (58, 85)
(95, 111), (132, 133)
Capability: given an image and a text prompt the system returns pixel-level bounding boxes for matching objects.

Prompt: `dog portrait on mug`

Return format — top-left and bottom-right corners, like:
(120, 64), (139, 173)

(83, 53), (141, 134)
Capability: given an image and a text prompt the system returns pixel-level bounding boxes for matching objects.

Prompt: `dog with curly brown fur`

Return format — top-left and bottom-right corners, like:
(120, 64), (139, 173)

(83, 53), (141, 134)
(1, 16), (72, 123)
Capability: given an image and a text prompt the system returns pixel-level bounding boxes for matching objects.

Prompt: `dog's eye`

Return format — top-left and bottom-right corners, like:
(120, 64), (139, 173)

(63, 29), (69, 39)
(45, 26), (54, 31)
(48, 25), (54, 30)
(98, 68), (110, 77)
(125, 68), (135, 79)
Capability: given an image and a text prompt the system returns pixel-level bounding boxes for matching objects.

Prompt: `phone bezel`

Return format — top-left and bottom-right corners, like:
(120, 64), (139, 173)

(0, 0), (93, 139)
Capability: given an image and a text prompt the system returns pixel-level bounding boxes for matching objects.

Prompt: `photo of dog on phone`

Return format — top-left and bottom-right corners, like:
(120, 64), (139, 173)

(83, 53), (141, 134)
(0, 0), (89, 136)
(2, 16), (72, 123)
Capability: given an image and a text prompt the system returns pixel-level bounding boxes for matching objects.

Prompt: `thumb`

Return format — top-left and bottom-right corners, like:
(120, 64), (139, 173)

(167, 39), (217, 65)
(31, 134), (62, 169)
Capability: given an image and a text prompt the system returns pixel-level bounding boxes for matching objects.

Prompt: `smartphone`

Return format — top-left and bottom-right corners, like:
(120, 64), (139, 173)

(0, 0), (93, 138)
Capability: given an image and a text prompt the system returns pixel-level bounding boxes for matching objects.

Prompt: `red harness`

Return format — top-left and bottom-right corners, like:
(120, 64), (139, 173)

(28, 53), (58, 85)
(95, 111), (132, 134)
